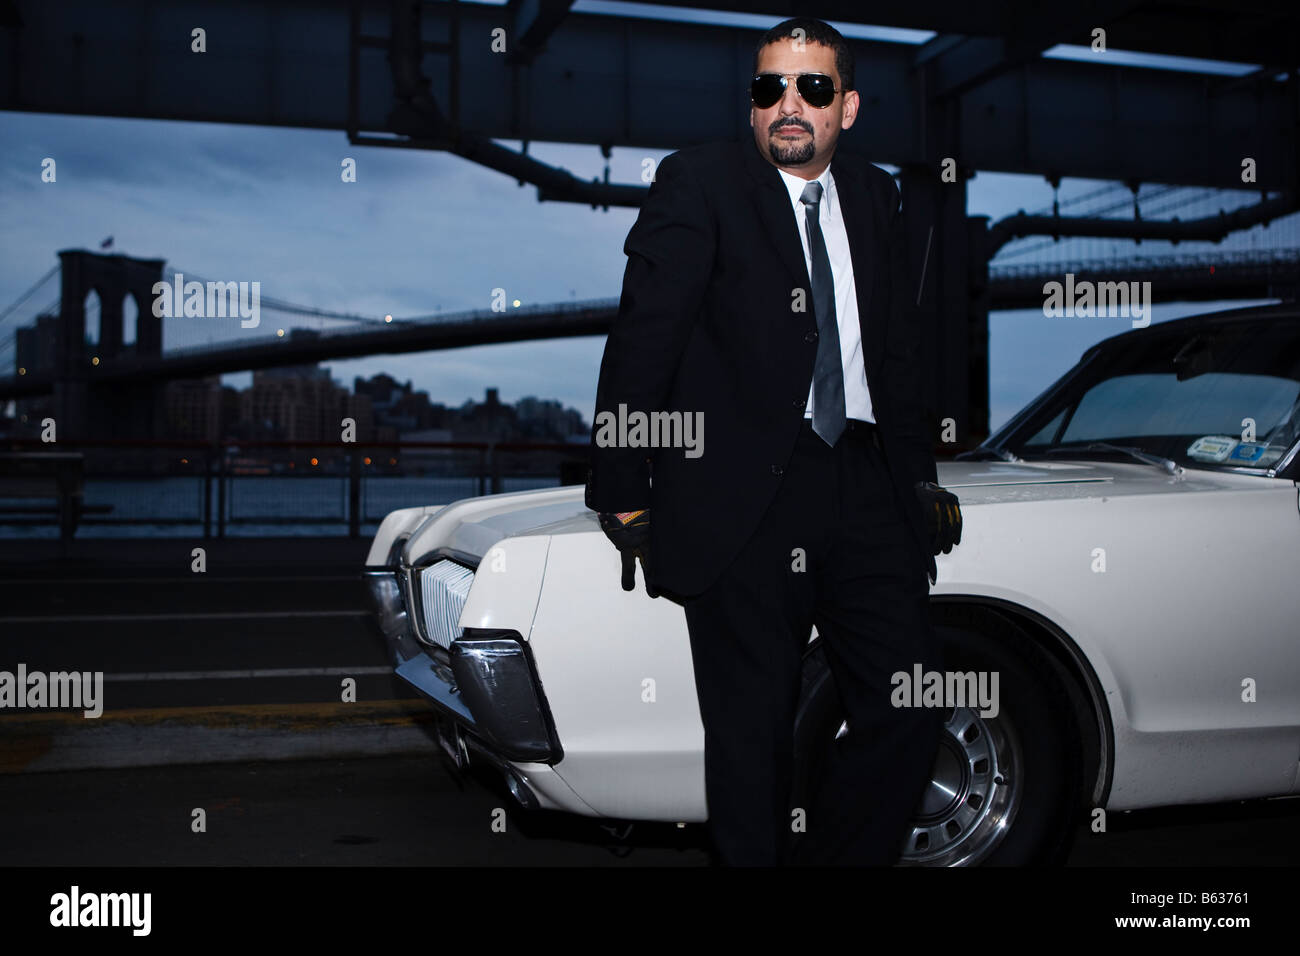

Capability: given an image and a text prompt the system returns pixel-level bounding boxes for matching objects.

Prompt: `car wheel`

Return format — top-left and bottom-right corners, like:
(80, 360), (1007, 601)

(791, 606), (1084, 865)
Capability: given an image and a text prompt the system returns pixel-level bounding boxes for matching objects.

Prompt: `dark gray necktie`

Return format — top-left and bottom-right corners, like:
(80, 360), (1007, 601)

(799, 180), (846, 447)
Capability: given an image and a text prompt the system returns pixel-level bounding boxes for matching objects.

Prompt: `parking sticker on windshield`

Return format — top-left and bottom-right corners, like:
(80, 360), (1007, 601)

(1187, 435), (1237, 462)
(1227, 441), (1270, 464)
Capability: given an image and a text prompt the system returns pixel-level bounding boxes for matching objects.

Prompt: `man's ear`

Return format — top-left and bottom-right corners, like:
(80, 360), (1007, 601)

(840, 90), (859, 131)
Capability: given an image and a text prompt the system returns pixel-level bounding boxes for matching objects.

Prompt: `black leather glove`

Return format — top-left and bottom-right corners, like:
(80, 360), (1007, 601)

(914, 481), (962, 555)
(597, 509), (660, 598)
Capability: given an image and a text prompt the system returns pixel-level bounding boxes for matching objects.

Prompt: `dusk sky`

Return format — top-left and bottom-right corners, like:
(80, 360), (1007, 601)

(0, 1), (1281, 432)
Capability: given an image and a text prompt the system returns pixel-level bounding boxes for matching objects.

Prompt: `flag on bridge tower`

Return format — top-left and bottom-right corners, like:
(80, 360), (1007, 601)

(100, 236), (113, 249)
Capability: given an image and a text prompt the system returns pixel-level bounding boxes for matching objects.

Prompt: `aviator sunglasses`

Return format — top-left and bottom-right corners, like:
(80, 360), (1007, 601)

(750, 72), (843, 109)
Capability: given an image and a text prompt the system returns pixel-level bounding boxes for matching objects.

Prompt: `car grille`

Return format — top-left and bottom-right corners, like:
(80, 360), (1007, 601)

(412, 559), (475, 649)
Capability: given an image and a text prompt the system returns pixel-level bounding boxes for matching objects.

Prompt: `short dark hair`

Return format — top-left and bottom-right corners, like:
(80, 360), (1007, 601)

(752, 17), (854, 92)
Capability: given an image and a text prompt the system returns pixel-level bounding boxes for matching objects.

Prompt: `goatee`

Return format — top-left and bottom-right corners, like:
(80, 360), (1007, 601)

(768, 138), (815, 165)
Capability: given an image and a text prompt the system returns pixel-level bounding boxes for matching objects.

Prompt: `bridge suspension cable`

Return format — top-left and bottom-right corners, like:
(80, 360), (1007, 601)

(0, 264), (60, 327)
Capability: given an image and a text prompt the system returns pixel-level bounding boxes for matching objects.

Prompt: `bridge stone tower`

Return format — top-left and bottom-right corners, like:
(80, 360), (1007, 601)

(54, 249), (168, 440)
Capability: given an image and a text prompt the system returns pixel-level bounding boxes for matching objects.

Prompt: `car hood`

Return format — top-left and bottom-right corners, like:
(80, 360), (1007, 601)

(933, 457), (1277, 503)
(405, 460), (1274, 561)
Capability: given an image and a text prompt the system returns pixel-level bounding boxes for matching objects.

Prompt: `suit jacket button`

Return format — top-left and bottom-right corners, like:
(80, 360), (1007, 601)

(771, 464), (783, 476)
(792, 398), (805, 408)
(804, 330), (818, 343)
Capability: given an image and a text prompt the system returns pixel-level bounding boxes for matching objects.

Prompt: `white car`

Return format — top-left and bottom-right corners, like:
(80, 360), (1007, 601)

(363, 302), (1300, 865)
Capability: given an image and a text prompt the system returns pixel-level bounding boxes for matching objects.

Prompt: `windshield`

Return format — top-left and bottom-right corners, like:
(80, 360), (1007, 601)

(993, 318), (1300, 471)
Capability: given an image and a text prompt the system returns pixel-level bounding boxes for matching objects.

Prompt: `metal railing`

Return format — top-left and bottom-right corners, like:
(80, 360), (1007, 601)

(0, 438), (591, 538)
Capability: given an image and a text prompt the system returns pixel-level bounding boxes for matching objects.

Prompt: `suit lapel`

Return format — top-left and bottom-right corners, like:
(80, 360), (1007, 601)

(740, 140), (885, 372)
(830, 151), (884, 373)
(740, 139), (812, 291)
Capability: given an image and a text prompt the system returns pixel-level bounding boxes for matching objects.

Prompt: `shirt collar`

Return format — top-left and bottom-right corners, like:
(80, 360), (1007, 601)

(776, 162), (834, 210)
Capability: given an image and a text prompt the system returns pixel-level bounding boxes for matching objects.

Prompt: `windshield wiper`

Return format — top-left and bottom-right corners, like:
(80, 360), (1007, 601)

(1043, 442), (1184, 476)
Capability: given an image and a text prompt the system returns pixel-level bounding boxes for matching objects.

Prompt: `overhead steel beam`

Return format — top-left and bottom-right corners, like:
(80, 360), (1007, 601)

(349, 0), (637, 205)
(346, 129), (649, 206)
(641, 0), (1300, 71)
(506, 0), (576, 64)
(987, 189), (1298, 250)
(1095, 4), (1299, 72)
(1, 0), (1295, 190)
(919, 1), (1141, 99)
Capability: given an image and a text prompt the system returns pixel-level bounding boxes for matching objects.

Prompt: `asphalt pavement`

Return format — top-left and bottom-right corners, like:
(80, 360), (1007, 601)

(1, 534), (1296, 866)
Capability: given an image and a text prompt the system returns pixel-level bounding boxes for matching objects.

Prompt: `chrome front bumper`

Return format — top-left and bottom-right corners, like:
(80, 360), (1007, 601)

(362, 565), (564, 768)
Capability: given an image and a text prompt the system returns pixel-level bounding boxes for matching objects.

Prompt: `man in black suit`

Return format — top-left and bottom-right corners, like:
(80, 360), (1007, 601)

(585, 17), (963, 865)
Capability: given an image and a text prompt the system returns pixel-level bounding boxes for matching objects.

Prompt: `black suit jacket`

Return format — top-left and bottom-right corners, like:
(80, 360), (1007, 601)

(585, 137), (939, 598)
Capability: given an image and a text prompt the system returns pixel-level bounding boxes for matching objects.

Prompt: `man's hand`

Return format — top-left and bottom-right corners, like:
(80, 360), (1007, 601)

(597, 509), (660, 598)
(914, 481), (962, 555)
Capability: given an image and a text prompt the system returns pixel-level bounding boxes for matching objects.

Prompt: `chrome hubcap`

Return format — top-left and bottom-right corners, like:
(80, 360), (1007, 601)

(834, 705), (1023, 866)
(903, 706), (1022, 866)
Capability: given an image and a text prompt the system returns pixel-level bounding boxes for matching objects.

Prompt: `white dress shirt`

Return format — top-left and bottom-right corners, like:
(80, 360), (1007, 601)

(776, 164), (874, 424)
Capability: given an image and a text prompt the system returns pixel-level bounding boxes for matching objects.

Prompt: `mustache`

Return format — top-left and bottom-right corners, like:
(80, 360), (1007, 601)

(771, 121), (811, 134)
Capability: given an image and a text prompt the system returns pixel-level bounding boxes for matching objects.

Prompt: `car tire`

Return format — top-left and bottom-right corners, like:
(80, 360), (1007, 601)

(790, 605), (1085, 866)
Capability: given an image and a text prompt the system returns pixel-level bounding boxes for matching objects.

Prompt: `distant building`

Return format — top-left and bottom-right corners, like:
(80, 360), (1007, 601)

(14, 313), (58, 376)
(138, 370), (590, 446)
(455, 386), (516, 443)
(9, 313), (59, 437)
(240, 363), (374, 442)
(161, 375), (223, 442)
(514, 394), (589, 442)
(355, 372), (442, 433)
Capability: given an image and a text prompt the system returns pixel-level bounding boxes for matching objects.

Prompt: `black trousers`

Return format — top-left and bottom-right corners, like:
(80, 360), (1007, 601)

(683, 417), (945, 866)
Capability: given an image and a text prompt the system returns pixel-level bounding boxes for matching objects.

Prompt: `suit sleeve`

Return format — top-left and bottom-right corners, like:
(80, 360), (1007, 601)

(585, 150), (716, 513)
(880, 170), (939, 487)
